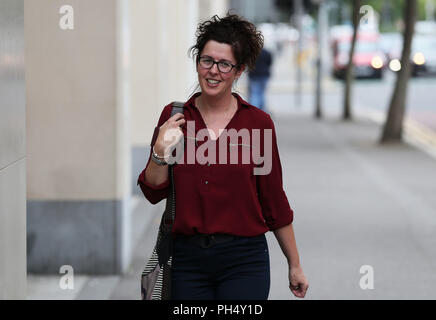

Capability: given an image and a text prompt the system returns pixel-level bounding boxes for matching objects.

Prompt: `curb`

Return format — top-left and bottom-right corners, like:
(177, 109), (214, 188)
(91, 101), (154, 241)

(355, 107), (436, 160)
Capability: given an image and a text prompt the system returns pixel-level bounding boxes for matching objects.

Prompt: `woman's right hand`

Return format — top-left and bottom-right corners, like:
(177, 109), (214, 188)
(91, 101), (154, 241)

(153, 113), (186, 159)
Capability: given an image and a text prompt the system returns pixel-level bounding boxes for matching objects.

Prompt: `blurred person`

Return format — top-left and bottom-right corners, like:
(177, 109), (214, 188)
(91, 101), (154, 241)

(248, 47), (273, 112)
(137, 13), (308, 300)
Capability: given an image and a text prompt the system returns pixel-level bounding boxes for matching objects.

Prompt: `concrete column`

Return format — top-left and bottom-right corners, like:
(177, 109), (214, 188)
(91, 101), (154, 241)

(130, 0), (199, 148)
(130, 0), (201, 195)
(164, 0), (199, 104)
(25, 0), (131, 274)
(0, 0), (26, 299)
(200, 0), (230, 21)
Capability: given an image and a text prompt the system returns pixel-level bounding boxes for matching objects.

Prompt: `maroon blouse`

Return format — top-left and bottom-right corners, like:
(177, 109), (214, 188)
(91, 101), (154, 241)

(137, 92), (294, 237)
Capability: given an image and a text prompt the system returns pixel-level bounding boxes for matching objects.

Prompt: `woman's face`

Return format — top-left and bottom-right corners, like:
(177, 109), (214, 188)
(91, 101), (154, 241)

(197, 40), (245, 99)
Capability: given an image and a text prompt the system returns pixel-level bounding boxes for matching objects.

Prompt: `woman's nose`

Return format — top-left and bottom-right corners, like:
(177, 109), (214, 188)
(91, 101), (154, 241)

(209, 62), (219, 74)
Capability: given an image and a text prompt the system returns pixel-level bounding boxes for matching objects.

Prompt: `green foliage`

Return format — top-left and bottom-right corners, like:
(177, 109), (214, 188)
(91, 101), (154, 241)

(417, 0), (436, 20)
(329, 0), (436, 32)
(360, 0), (404, 32)
(327, 0), (405, 32)
(277, 0), (435, 31)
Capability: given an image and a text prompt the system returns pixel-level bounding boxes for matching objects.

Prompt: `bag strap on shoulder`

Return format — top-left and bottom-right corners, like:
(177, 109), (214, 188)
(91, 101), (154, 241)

(171, 101), (184, 116)
(162, 101), (184, 229)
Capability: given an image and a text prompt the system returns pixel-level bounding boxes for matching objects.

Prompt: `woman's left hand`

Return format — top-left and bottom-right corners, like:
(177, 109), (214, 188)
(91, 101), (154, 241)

(289, 266), (309, 298)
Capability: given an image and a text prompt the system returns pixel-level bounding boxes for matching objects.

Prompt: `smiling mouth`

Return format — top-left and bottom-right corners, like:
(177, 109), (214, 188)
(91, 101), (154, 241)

(207, 79), (221, 85)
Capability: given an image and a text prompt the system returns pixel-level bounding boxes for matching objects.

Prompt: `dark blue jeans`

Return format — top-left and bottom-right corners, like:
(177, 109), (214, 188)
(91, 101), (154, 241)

(248, 76), (269, 111)
(171, 234), (270, 300)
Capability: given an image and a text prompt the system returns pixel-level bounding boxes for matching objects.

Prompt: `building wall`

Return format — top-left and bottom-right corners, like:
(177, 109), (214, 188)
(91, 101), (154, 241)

(0, 0), (26, 299)
(25, 0), (131, 274)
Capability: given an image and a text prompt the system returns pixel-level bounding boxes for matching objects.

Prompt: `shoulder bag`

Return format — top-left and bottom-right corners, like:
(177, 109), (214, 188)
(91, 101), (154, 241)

(141, 101), (184, 300)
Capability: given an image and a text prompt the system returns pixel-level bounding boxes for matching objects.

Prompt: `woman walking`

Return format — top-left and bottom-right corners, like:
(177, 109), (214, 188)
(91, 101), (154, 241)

(138, 13), (308, 300)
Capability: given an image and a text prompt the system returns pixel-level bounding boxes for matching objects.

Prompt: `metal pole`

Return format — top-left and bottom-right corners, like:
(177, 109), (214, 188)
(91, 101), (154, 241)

(315, 3), (322, 118)
(314, 0), (327, 118)
(295, 0), (303, 108)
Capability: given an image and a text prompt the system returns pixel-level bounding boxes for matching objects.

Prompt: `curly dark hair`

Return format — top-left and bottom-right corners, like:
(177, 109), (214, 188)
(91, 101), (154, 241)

(189, 13), (264, 72)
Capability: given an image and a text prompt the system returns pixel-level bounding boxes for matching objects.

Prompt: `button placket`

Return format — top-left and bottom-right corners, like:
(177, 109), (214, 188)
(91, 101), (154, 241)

(204, 152), (213, 189)
(197, 142), (211, 191)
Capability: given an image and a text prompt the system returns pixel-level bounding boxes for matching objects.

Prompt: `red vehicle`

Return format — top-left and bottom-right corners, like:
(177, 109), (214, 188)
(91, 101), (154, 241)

(332, 32), (386, 79)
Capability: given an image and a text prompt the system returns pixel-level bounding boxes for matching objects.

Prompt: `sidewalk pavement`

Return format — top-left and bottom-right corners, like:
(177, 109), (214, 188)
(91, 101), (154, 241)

(27, 106), (436, 299)
(26, 197), (164, 300)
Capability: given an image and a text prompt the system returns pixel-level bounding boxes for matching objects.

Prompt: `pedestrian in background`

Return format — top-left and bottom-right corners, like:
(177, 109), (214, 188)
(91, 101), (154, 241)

(248, 47), (273, 112)
(138, 13), (308, 300)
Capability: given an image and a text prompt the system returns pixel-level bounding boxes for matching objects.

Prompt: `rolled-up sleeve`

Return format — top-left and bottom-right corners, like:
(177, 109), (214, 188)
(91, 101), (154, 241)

(137, 166), (169, 204)
(256, 115), (294, 230)
(137, 105), (172, 204)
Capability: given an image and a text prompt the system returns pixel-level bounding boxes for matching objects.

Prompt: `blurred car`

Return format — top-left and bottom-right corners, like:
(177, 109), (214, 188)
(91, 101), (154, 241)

(331, 32), (386, 79)
(386, 35), (436, 76)
(411, 36), (436, 76)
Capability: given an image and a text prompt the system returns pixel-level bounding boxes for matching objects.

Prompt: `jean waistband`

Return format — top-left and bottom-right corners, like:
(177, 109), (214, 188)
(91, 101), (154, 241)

(176, 233), (235, 249)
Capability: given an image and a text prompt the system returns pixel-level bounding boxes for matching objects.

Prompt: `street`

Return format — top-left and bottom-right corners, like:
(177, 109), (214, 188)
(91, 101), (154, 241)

(266, 42), (436, 129)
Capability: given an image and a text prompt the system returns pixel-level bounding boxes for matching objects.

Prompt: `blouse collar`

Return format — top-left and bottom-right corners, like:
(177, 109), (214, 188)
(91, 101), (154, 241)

(184, 92), (250, 112)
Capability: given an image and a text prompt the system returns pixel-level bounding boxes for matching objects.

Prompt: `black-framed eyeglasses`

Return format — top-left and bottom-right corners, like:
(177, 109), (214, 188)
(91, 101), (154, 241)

(198, 56), (238, 73)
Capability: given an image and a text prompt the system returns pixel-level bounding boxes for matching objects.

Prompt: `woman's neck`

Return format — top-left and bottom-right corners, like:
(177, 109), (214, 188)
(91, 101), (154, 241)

(197, 92), (236, 115)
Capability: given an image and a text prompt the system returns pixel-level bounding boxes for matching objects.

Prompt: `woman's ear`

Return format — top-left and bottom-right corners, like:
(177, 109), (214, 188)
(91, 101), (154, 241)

(235, 64), (246, 79)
